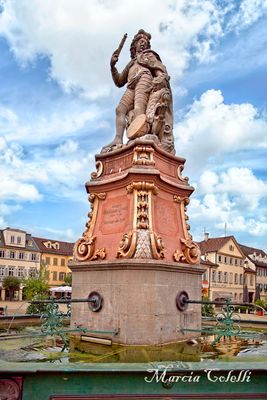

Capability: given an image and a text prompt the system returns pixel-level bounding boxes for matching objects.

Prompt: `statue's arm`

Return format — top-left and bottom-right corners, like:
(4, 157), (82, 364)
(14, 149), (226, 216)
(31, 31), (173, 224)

(111, 62), (130, 88)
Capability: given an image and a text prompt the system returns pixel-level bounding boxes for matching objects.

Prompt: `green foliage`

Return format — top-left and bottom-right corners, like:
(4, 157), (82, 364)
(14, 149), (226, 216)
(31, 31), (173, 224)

(201, 296), (215, 317)
(23, 262), (49, 301)
(2, 276), (21, 300)
(26, 293), (49, 315)
(2, 276), (21, 290)
(254, 299), (266, 309)
(64, 273), (72, 286)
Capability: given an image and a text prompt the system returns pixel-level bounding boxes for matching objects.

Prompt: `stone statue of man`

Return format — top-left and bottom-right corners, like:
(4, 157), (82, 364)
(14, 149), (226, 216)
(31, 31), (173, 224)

(103, 29), (174, 154)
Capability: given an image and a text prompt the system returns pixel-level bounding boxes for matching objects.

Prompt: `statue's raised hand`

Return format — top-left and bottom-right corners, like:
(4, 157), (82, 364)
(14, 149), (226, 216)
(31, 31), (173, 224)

(110, 51), (119, 68)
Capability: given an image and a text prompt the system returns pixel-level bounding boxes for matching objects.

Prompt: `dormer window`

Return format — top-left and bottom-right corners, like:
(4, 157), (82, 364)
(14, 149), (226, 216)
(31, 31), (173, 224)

(10, 235), (15, 244)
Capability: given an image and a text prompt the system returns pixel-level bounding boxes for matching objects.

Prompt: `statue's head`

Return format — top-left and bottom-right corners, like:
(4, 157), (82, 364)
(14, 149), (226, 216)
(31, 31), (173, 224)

(130, 29), (151, 58)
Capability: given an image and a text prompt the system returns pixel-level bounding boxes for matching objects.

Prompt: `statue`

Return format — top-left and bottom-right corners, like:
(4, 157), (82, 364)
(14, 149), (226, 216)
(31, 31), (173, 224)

(102, 29), (175, 154)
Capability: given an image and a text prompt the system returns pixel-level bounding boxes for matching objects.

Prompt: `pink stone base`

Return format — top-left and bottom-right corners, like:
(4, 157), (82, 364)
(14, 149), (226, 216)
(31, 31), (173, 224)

(70, 259), (204, 345)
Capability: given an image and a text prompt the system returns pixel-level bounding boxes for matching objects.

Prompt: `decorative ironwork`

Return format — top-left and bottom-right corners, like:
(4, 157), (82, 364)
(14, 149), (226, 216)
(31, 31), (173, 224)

(177, 293), (263, 345)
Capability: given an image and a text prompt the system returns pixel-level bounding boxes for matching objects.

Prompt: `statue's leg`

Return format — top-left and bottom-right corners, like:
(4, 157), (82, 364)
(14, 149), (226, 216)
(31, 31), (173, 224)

(115, 89), (134, 141)
(134, 73), (152, 117)
(103, 89), (134, 149)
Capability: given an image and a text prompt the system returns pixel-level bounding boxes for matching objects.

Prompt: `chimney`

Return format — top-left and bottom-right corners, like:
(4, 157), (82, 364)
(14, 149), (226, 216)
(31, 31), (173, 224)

(204, 232), (209, 242)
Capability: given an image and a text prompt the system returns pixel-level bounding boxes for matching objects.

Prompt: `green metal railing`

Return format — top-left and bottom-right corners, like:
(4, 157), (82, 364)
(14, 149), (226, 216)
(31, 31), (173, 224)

(179, 297), (265, 345)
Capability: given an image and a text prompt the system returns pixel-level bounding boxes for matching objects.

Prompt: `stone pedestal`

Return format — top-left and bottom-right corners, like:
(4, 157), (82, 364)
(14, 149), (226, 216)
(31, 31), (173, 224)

(70, 138), (204, 345)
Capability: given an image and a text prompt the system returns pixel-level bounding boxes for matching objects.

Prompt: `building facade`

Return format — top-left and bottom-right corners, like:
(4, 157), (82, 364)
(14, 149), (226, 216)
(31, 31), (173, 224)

(239, 244), (267, 303)
(33, 237), (74, 287)
(198, 234), (252, 303)
(0, 228), (41, 300)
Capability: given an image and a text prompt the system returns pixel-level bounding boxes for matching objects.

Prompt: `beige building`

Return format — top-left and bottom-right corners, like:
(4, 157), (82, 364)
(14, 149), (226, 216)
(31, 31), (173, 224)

(239, 244), (267, 303)
(198, 234), (248, 303)
(33, 237), (74, 287)
(0, 227), (41, 300)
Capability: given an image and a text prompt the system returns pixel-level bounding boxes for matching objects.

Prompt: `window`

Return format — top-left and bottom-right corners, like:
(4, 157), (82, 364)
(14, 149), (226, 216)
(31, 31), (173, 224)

(29, 268), (37, 277)
(18, 252), (24, 260)
(224, 257), (227, 263)
(239, 293), (242, 301)
(31, 253), (37, 261)
(229, 272), (233, 284)
(218, 255), (222, 262)
(229, 258), (233, 265)
(53, 258), (58, 266)
(235, 259), (238, 265)
(45, 257), (51, 265)
(229, 245), (235, 251)
(60, 259), (65, 267)
(240, 260), (243, 266)
(224, 272), (228, 283)
(0, 266), (5, 277)
(212, 270), (216, 282)
(52, 271), (57, 281)
(10, 235), (15, 244)
(9, 251), (15, 259)
(0, 250), (5, 258)
(234, 273), (238, 284)
(239, 274), (243, 285)
(18, 267), (25, 277)
(17, 237), (21, 244)
(250, 275), (253, 286)
(218, 271), (222, 283)
(59, 272), (66, 281)
(8, 267), (15, 276)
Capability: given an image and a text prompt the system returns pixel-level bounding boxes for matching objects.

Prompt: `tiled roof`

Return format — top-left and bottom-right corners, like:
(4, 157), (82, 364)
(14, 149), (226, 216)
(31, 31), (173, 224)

(0, 229), (39, 251)
(238, 243), (267, 258)
(198, 236), (236, 254)
(33, 237), (74, 256)
(200, 258), (218, 267)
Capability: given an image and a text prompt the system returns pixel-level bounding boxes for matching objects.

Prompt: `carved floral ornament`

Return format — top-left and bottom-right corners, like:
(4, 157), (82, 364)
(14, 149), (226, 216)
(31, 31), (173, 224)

(117, 181), (164, 260)
(133, 145), (155, 166)
(74, 193), (107, 262)
(173, 195), (200, 265)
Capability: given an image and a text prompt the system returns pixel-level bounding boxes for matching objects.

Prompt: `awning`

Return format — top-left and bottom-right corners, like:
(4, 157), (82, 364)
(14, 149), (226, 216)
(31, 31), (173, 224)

(212, 291), (233, 299)
(49, 286), (72, 293)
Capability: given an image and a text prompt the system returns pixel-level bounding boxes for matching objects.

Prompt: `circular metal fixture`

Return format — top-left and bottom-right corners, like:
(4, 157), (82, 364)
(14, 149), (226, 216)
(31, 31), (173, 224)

(176, 291), (189, 311)
(88, 291), (103, 312)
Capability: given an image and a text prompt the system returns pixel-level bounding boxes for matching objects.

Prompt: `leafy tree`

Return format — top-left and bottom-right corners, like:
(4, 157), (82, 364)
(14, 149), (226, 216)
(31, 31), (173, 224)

(23, 262), (49, 314)
(64, 273), (72, 286)
(2, 276), (21, 301)
(201, 296), (215, 317)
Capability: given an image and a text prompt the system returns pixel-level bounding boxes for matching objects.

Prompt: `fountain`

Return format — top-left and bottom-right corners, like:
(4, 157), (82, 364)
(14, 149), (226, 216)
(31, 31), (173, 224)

(0, 29), (267, 400)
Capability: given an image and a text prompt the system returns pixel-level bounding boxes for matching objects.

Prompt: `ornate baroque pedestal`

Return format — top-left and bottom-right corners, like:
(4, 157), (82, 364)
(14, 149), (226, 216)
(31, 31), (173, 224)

(70, 138), (204, 345)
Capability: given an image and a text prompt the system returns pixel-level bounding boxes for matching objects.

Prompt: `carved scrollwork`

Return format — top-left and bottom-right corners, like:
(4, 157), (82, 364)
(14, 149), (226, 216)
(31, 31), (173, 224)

(177, 164), (189, 183)
(91, 160), (104, 179)
(117, 230), (138, 258)
(74, 192), (107, 262)
(150, 230), (164, 259)
(126, 181), (158, 195)
(133, 145), (155, 166)
(173, 238), (200, 265)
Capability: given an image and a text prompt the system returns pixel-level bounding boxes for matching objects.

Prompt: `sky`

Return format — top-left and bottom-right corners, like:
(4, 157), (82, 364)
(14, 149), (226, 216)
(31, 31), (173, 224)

(0, 0), (266, 251)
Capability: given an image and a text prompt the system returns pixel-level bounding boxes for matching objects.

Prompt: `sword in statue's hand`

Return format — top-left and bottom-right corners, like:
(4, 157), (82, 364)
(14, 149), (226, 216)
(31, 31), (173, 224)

(110, 33), (127, 68)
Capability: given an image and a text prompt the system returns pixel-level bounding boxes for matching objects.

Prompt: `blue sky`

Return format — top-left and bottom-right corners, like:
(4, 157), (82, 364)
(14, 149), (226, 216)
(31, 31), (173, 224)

(0, 0), (266, 250)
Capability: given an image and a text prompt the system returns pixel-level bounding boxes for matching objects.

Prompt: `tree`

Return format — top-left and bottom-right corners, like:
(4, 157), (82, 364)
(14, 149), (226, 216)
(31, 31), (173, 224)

(23, 262), (49, 314)
(64, 273), (72, 286)
(2, 276), (21, 301)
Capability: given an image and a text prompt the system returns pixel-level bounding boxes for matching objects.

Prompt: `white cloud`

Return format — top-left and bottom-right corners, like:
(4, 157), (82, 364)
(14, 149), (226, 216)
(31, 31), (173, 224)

(190, 167), (267, 242)
(174, 89), (267, 173)
(1, 0), (264, 97)
(0, 105), (100, 145)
